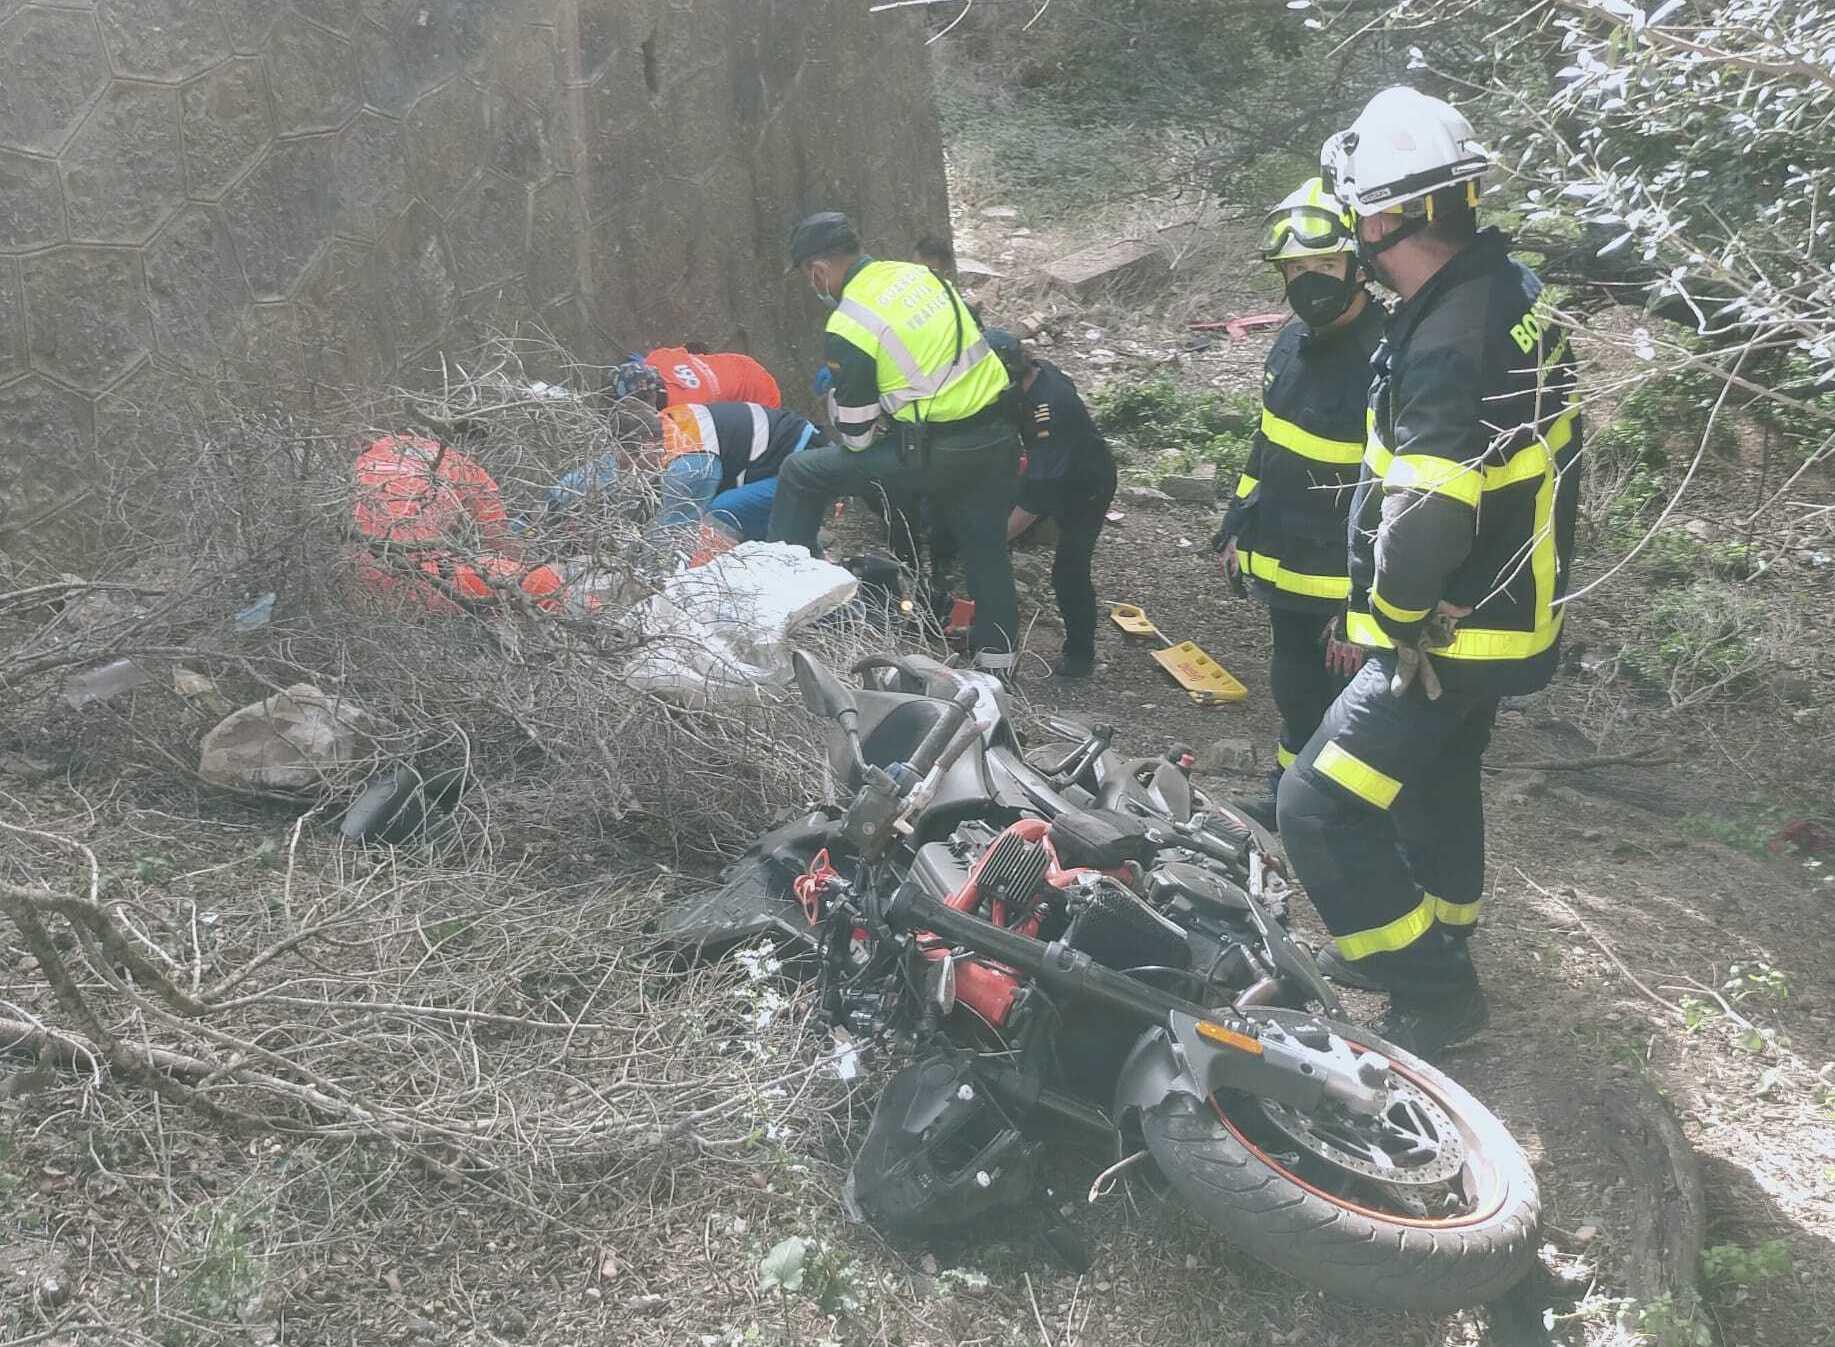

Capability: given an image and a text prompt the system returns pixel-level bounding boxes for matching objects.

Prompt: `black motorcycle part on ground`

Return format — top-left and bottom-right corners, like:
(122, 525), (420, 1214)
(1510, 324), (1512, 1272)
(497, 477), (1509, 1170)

(848, 1053), (1045, 1238)
(1047, 808), (1156, 872)
(1135, 1013), (1540, 1313)
(656, 811), (833, 955)
(1065, 875), (1192, 974)
(339, 764), (468, 845)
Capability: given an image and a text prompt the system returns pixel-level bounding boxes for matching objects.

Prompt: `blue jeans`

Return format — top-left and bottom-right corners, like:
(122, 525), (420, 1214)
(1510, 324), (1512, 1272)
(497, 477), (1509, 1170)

(530, 451), (778, 546)
(654, 453), (779, 545)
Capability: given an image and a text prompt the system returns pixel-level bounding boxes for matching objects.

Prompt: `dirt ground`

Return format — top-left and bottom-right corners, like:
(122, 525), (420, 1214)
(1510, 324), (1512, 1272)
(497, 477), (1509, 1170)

(4, 181), (1835, 1347)
(959, 186), (1835, 1344)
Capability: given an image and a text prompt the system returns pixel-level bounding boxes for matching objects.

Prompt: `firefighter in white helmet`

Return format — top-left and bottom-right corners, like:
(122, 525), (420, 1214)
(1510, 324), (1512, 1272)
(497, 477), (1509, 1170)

(1212, 177), (1384, 828)
(1276, 87), (1585, 1058)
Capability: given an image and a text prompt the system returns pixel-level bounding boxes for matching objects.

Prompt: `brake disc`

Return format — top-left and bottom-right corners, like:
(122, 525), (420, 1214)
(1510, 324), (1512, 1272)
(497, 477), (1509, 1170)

(1255, 1075), (1467, 1187)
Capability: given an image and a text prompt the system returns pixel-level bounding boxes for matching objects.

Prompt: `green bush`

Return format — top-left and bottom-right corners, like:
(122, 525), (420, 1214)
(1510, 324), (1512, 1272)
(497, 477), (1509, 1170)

(1702, 1239), (1793, 1289)
(1622, 580), (1778, 703)
(1593, 365), (1740, 481)
(1091, 376), (1258, 476)
(1637, 526), (1755, 583)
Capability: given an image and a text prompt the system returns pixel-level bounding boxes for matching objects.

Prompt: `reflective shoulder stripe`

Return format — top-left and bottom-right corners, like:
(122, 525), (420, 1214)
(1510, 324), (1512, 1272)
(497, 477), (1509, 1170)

(1370, 589), (1430, 624)
(747, 403), (770, 460)
(1334, 893), (1436, 960)
(1235, 474), (1259, 499)
(1386, 453), (1482, 508)
(734, 403), (771, 483)
(1261, 408), (1364, 465)
(660, 405), (713, 462)
(1313, 741), (1403, 810)
(1276, 743), (1297, 770)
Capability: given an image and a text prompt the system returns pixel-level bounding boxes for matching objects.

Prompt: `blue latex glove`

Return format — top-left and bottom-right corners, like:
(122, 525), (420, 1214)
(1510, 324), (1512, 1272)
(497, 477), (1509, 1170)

(810, 365), (835, 398)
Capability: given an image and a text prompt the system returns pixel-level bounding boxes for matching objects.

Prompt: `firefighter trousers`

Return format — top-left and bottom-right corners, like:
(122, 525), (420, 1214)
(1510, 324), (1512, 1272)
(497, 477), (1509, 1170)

(1267, 606), (1351, 777)
(1275, 654), (1497, 991)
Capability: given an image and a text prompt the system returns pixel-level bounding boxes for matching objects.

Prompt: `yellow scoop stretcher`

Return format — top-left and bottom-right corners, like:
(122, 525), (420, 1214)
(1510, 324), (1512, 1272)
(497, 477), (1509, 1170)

(1109, 604), (1247, 706)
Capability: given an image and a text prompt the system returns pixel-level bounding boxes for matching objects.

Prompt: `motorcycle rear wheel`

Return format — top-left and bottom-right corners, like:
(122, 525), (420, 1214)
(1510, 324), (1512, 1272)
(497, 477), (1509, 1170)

(1141, 1009), (1538, 1312)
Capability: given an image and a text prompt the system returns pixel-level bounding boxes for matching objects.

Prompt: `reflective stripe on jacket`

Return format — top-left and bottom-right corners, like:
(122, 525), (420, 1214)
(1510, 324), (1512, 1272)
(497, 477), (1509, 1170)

(824, 259), (1009, 449)
(1346, 229), (1584, 696)
(1223, 302), (1382, 612)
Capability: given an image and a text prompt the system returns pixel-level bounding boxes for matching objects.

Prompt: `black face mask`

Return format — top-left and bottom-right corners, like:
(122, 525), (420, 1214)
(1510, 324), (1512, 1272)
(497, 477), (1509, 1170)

(1285, 268), (1359, 330)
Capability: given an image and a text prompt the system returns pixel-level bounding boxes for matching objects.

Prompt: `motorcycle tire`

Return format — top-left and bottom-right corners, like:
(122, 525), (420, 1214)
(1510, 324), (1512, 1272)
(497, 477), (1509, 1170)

(1140, 1012), (1539, 1313)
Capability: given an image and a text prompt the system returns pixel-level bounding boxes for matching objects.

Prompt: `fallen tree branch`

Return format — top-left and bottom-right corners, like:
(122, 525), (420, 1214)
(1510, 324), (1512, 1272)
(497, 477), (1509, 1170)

(1599, 1075), (1714, 1344)
(1485, 752), (1681, 773)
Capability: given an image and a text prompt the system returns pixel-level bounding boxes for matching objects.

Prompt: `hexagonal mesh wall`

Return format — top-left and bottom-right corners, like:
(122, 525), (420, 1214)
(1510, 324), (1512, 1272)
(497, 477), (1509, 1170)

(0, 0), (948, 566)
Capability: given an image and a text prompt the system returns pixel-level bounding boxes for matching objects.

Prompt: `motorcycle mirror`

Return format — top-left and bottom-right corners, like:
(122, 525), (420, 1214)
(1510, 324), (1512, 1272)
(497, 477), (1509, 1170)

(793, 649), (858, 721)
(927, 956), (958, 1016)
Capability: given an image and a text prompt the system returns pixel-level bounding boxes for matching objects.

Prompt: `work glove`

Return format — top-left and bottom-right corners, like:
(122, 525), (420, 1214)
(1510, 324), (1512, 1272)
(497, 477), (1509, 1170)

(1389, 609), (1462, 701)
(1322, 614), (1366, 679)
(811, 365), (835, 398)
(1211, 524), (1247, 599)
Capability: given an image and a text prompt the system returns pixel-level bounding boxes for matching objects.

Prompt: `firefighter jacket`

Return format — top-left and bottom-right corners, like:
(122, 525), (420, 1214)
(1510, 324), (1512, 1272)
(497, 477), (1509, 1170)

(1222, 300), (1384, 613)
(822, 257), (1011, 450)
(1347, 229), (1583, 696)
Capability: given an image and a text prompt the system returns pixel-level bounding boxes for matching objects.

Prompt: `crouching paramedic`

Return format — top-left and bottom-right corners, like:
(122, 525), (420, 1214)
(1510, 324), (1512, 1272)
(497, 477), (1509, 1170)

(351, 435), (567, 613)
(1276, 87), (1583, 1058)
(647, 401), (824, 561)
(769, 211), (1020, 674)
(611, 345), (782, 410)
(1214, 178), (1384, 826)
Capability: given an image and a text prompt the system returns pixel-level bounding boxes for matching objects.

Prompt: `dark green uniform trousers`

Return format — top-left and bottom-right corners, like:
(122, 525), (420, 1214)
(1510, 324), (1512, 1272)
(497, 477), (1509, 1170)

(766, 417), (1020, 664)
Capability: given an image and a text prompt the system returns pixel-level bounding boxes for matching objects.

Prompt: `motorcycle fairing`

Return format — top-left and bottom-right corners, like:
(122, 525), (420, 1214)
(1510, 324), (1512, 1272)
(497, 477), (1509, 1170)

(657, 810), (833, 954)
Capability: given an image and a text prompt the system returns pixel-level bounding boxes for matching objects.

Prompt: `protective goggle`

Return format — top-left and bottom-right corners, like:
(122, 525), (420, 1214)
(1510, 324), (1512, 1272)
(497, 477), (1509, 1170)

(1260, 204), (1354, 260)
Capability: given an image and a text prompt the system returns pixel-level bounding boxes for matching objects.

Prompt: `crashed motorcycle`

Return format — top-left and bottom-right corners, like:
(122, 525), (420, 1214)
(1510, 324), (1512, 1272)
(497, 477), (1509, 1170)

(663, 651), (1538, 1311)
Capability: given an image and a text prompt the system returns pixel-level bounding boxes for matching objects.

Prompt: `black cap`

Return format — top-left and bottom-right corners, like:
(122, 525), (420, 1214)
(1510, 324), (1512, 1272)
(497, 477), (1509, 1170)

(789, 211), (860, 267)
(984, 327), (1027, 377)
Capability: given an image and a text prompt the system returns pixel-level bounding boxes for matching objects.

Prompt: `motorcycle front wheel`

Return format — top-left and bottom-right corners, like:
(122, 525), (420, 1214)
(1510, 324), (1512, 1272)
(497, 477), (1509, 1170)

(1140, 1009), (1539, 1313)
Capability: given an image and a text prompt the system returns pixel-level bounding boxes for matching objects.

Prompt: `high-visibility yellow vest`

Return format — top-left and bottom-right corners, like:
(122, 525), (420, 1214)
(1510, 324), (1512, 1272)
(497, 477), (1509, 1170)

(827, 261), (1009, 426)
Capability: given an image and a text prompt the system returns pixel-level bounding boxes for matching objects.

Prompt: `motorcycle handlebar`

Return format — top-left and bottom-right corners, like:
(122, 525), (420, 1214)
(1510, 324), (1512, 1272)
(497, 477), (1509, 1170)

(902, 686), (981, 784)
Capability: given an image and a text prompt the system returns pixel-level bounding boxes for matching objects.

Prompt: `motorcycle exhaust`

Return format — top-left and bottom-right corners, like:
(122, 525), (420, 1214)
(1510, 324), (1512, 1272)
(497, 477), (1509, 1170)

(1231, 976), (1282, 1010)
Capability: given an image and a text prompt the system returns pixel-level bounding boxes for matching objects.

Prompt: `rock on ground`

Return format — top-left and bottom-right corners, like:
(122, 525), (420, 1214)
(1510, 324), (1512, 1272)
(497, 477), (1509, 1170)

(199, 684), (387, 790)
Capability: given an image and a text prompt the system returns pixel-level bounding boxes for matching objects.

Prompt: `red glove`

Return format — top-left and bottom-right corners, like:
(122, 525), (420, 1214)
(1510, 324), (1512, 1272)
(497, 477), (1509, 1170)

(1323, 616), (1366, 678)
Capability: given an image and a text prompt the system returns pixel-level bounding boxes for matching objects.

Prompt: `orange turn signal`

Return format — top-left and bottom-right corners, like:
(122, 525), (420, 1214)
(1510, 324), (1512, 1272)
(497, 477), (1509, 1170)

(1195, 1020), (1264, 1055)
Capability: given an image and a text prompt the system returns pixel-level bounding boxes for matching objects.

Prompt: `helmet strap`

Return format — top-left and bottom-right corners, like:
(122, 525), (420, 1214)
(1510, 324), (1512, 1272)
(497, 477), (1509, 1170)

(1355, 210), (1427, 287)
(1361, 211), (1428, 261)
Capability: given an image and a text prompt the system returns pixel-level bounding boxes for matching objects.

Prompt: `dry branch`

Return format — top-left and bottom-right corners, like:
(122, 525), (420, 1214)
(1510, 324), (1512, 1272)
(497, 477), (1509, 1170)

(1599, 1077), (1714, 1344)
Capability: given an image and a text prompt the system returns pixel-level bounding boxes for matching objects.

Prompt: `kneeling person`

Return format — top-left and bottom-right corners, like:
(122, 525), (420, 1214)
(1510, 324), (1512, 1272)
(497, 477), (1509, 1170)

(612, 346), (782, 410)
(995, 331), (1116, 680)
(651, 401), (825, 559)
(1214, 178), (1384, 825)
